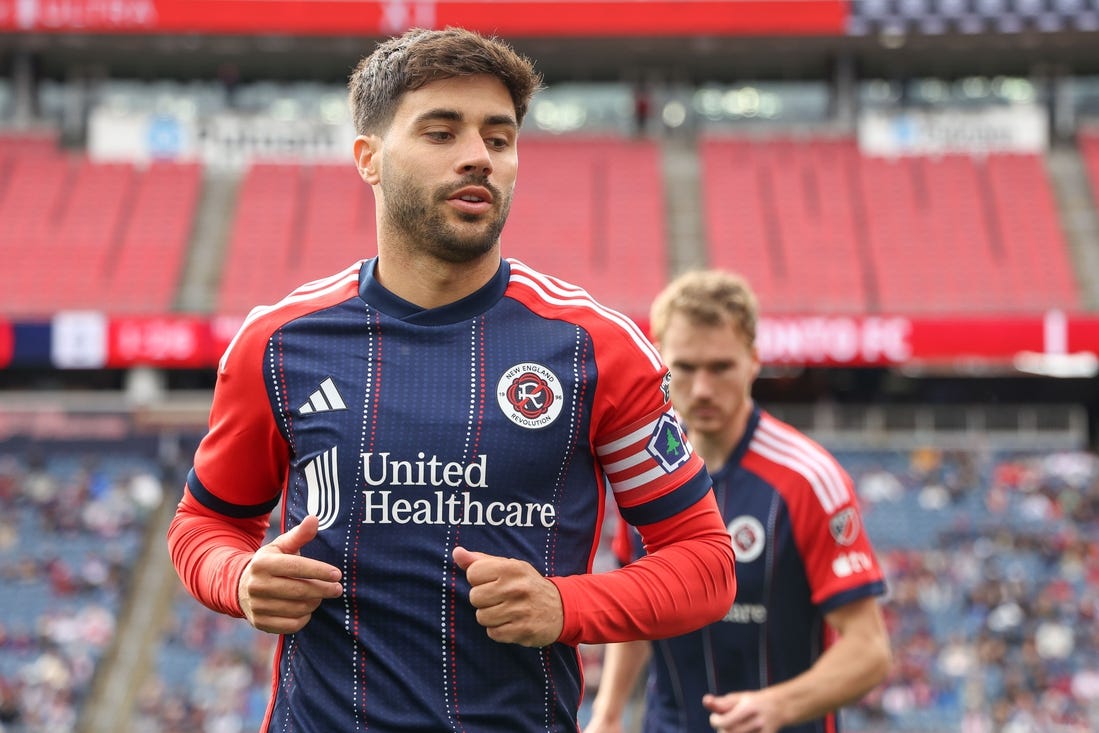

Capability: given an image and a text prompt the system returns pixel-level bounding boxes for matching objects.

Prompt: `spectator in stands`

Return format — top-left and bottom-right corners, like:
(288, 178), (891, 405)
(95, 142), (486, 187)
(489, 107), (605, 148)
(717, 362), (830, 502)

(584, 269), (892, 733)
(166, 26), (736, 733)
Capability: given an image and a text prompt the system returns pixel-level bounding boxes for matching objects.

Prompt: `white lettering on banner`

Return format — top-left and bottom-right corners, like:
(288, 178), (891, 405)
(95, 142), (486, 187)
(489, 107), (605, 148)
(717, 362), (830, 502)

(858, 105), (1048, 156)
(197, 116), (356, 168)
(380, 0), (436, 34)
(86, 109), (356, 167)
(758, 316), (912, 365)
(361, 490), (557, 528)
(30, 0), (157, 30)
(114, 320), (199, 363)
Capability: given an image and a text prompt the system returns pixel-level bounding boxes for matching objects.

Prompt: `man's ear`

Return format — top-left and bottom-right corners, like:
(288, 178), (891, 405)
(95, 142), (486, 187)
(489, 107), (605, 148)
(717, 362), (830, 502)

(353, 135), (381, 184)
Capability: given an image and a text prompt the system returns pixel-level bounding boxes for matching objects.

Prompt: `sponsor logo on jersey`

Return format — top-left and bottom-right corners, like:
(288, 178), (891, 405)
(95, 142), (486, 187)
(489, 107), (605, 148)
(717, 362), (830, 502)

(832, 550), (874, 578)
(304, 446), (341, 531)
(361, 490), (557, 528)
(728, 515), (766, 562)
(829, 507), (860, 546)
(496, 362), (564, 429)
(298, 377), (347, 415)
(361, 452), (488, 488)
(646, 413), (690, 472)
(721, 602), (768, 624)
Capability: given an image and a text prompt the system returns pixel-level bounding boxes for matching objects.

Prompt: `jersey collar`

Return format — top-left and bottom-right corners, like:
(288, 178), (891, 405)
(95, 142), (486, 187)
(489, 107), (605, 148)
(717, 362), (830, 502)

(358, 257), (511, 325)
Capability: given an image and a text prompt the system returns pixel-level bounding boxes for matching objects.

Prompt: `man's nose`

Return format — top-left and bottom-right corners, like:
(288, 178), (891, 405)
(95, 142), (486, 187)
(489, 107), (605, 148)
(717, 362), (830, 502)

(456, 134), (492, 177)
(690, 371), (717, 399)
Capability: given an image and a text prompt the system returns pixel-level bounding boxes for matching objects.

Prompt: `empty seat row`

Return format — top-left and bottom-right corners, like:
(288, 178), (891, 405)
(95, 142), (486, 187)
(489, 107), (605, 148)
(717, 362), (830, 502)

(0, 131), (1088, 320)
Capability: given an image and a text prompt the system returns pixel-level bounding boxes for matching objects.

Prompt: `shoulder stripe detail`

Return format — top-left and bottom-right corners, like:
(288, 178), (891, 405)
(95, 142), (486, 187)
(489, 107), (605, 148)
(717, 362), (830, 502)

(596, 411), (696, 496)
(750, 415), (850, 513)
(596, 421), (655, 458)
(219, 261), (363, 373)
(507, 259), (662, 370)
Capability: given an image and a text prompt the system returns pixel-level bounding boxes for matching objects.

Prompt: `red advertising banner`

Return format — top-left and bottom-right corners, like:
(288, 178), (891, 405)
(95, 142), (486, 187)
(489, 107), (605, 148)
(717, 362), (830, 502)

(0, 311), (1093, 370)
(758, 312), (1083, 367)
(106, 315), (216, 369)
(0, 0), (848, 36)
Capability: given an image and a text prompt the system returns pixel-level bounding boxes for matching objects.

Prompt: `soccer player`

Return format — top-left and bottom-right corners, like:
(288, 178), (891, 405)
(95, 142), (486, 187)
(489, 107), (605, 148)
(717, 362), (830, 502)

(166, 27), (737, 733)
(584, 270), (891, 733)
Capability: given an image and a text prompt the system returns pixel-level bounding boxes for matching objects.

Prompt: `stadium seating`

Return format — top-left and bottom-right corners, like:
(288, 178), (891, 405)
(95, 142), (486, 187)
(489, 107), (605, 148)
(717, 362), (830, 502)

(503, 136), (667, 321)
(214, 138), (667, 321)
(701, 135), (1081, 315)
(0, 133), (202, 316)
(701, 135), (870, 314)
(5, 435), (1092, 733)
(0, 439), (163, 733)
(216, 162), (376, 315)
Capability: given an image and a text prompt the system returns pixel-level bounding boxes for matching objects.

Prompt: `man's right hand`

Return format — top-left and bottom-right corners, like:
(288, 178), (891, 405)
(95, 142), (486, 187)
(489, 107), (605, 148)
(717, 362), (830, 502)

(238, 514), (344, 634)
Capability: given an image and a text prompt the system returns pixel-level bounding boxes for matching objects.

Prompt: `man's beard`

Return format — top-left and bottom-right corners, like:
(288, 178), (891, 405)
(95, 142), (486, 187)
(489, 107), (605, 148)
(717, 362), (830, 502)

(382, 167), (511, 264)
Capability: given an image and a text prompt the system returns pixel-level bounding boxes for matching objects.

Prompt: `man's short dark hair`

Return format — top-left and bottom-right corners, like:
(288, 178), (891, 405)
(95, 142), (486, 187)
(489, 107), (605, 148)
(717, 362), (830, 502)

(348, 26), (543, 136)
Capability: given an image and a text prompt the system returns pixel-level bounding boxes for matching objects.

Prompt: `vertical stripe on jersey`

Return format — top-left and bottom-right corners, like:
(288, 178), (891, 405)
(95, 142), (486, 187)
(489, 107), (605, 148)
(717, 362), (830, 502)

(349, 305), (381, 729)
(751, 415), (849, 513)
(443, 315), (488, 731)
(759, 490), (782, 687)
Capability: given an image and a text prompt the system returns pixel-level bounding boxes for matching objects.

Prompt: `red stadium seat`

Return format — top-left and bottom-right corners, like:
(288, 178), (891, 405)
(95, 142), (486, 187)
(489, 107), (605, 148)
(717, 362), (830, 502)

(701, 134), (1080, 315)
(504, 136), (667, 323)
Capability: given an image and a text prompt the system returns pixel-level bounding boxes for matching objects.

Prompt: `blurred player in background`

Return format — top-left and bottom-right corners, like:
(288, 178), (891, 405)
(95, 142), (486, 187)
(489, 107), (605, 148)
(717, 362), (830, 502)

(166, 26), (736, 733)
(584, 269), (891, 733)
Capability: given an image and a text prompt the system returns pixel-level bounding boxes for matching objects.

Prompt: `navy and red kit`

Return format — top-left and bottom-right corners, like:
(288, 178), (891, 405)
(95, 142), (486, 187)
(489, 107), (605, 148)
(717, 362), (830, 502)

(614, 406), (886, 733)
(168, 258), (736, 733)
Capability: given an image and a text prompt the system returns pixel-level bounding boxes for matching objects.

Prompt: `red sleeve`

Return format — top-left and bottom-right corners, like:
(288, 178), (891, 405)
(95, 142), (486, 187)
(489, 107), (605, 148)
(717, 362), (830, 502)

(165, 307), (287, 618)
(166, 486), (272, 617)
(610, 514), (634, 567)
(550, 491), (735, 645)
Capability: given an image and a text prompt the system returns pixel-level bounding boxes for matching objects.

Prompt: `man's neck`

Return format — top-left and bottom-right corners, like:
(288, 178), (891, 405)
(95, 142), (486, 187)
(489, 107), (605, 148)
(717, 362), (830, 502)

(374, 249), (501, 310)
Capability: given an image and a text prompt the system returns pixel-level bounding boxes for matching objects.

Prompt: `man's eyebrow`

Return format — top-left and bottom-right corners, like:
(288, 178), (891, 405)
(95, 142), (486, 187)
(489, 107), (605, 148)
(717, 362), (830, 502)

(484, 113), (518, 129)
(413, 108), (517, 129)
(414, 108), (461, 125)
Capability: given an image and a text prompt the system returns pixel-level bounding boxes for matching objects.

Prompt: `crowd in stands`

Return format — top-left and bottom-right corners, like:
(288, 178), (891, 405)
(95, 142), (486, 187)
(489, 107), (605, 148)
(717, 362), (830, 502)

(0, 439), (163, 733)
(845, 447), (1099, 732)
(4, 433), (1097, 732)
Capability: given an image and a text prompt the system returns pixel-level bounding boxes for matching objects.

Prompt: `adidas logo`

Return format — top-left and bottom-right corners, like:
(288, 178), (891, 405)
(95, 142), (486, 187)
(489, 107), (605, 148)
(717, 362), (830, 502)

(299, 377), (347, 415)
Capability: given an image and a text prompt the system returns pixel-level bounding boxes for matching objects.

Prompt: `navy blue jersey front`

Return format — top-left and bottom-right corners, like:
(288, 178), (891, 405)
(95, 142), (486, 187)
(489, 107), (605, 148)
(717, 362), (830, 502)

(180, 258), (719, 732)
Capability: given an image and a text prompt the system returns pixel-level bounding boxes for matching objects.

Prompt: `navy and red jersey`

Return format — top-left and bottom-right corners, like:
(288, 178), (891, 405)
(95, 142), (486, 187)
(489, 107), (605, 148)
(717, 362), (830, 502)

(615, 406), (886, 733)
(168, 258), (736, 733)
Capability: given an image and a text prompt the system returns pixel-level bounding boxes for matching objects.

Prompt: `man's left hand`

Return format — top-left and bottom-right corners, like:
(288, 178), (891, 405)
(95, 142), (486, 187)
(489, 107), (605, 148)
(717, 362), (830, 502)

(453, 546), (564, 648)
